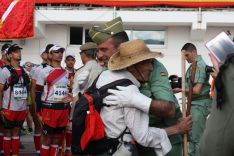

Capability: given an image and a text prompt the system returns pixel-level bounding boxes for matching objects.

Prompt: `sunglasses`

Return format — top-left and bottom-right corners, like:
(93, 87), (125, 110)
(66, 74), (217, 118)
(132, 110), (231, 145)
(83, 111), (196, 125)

(51, 50), (64, 54)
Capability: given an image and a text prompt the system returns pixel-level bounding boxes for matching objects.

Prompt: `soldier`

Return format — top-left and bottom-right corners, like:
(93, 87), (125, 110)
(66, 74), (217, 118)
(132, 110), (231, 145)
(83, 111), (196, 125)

(0, 44), (30, 156)
(174, 43), (212, 156)
(88, 17), (191, 156)
(70, 42), (102, 128)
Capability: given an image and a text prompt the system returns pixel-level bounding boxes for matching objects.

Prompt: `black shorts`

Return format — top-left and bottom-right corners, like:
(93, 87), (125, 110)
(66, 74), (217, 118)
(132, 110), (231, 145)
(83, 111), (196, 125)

(0, 117), (3, 125)
(42, 123), (66, 135)
(3, 118), (24, 129)
(35, 92), (42, 112)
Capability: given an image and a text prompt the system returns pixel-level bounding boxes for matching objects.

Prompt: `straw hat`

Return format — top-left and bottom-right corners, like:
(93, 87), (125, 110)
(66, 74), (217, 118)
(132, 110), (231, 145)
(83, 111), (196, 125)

(108, 39), (163, 70)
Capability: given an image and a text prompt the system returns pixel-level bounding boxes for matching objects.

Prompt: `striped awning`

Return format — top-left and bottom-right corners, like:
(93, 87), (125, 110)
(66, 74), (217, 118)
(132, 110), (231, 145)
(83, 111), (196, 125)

(35, 0), (234, 8)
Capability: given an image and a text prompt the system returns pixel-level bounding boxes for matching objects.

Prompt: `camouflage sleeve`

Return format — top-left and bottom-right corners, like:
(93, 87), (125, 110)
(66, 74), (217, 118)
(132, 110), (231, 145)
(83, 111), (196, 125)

(194, 63), (207, 84)
(148, 60), (175, 104)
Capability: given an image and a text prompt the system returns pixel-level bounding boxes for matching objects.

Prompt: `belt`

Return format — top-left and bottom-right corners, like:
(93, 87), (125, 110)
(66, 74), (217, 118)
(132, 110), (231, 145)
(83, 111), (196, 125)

(42, 102), (69, 110)
(192, 94), (210, 101)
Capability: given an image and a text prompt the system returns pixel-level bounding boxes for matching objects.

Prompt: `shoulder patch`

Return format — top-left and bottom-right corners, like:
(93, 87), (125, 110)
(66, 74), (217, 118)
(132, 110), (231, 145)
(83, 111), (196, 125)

(160, 72), (167, 77)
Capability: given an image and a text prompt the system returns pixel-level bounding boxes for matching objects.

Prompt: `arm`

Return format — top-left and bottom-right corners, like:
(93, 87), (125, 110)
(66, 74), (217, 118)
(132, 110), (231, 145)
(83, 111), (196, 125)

(145, 60), (177, 117)
(172, 83), (203, 95)
(149, 100), (176, 118)
(123, 107), (171, 155)
(69, 95), (79, 121)
(30, 79), (37, 115)
(104, 85), (176, 117)
(72, 70), (89, 96)
(0, 84), (4, 109)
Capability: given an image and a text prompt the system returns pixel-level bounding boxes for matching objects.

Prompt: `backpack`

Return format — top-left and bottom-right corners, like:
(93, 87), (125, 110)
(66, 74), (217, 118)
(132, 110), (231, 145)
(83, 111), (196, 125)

(72, 78), (133, 155)
(3, 65), (30, 92)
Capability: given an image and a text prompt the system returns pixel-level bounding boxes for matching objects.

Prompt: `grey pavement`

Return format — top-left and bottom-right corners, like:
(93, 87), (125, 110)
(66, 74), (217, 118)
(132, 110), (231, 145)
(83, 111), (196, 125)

(19, 134), (35, 156)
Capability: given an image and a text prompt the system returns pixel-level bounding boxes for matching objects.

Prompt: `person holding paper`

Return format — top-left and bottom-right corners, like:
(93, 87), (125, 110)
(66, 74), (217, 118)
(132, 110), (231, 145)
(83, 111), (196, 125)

(197, 53), (234, 156)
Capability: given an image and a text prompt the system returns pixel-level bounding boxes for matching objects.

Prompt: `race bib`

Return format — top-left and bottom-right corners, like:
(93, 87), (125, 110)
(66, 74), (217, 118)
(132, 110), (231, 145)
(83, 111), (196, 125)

(53, 85), (68, 101)
(13, 84), (27, 100)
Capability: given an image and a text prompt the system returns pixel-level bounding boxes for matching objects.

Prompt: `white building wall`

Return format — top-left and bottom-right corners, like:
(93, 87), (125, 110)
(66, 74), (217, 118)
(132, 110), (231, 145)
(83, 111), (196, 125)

(3, 25), (234, 76)
(2, 8), (234, 77)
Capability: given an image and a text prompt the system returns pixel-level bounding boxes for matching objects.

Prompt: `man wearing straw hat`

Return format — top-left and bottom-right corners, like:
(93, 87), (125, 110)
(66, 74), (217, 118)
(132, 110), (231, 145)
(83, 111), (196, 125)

(88, 17), (192, 156)
(95, 39), (173, 156)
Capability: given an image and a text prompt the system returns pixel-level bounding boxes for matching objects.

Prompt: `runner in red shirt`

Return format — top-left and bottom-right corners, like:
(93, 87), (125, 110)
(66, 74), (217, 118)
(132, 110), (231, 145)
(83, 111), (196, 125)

(36, 45), (72, 156)
(0, 44), (30, 156)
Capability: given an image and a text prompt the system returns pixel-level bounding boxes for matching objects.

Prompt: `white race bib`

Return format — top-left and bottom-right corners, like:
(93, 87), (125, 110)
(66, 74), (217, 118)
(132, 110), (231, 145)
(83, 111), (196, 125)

(53, 85), (68, 101)
(13, 84), (27, 100)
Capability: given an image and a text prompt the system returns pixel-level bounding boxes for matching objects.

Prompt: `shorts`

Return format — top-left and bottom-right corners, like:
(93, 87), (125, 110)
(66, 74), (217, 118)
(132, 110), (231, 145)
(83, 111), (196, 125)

(41, 108), (68, 128)
(42, 124), (66, 135)
(2, 109), (28, 129)
(35, 92), (42, 112)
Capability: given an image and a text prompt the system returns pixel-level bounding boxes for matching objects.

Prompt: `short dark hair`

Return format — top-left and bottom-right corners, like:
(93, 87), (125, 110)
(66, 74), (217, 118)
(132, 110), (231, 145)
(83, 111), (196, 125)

(7, 44), (22, 54)
(111, 31), (129, 48)
(1, 43), (11, 52)
(83, 49), (97, 59)
(169, 75), (178, 81)
(45, 44), (54, 53)
(181, 43), (197, 52)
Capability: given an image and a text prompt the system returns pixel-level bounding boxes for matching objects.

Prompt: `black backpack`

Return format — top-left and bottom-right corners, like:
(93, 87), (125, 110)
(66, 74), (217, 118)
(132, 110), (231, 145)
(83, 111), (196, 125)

(3, 65), (30, 92)
(71, 78), (133, 155)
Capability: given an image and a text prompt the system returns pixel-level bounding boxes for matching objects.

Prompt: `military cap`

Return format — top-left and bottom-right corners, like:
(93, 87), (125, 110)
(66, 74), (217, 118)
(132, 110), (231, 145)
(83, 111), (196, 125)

(80, 42), (98, 52)
(88, 17), (124, 44)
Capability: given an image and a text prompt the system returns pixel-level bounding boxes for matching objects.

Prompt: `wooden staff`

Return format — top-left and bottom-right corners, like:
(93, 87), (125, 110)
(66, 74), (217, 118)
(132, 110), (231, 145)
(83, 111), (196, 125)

(186, 61), (197, 116)
(181, 52), (188, 156)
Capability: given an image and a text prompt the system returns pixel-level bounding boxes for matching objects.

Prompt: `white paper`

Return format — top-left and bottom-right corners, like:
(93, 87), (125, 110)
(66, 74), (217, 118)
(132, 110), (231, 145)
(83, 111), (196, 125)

(205, 32), (234, 62)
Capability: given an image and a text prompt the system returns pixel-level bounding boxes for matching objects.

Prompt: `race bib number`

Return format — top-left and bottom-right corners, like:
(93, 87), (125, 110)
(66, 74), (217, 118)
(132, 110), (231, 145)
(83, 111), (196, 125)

(53, 85), (68, 101)
(13, 84), (27, 100)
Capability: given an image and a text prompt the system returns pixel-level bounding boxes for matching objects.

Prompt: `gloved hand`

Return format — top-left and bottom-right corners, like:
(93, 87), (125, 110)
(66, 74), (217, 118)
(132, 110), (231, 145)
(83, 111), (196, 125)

(103, 85), (152, 113)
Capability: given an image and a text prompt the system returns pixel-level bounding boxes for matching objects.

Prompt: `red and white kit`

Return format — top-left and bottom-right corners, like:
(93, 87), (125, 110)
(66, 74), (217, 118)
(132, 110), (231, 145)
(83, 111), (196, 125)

(36, 66), (69, 128)
(0, 67), (28, 121)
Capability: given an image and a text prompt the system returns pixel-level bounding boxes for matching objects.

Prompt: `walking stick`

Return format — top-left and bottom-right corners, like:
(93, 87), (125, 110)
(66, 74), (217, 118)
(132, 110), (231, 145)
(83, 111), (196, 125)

(181, 52), (188, 156)
(186, 61), (197, 116)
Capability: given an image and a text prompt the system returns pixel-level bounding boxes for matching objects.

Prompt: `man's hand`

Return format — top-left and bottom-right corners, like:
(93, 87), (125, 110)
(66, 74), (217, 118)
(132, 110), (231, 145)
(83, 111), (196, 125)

(32, 113), (43, 130)
(172, 88), (182, 94)
(176, 115), (192, 134)
(62, 93), (73, 103)
(103, 85), (152, 113)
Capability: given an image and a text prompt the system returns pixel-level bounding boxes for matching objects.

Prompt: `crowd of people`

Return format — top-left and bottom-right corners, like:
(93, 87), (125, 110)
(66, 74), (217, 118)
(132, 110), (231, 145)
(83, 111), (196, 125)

(0, 16), (232, 156)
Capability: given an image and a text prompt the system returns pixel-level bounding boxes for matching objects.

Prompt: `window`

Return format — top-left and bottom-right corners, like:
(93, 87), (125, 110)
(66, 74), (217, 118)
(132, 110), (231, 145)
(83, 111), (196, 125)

(70, 27), (83, 45)
(85, 29), (93, 43)
(126, 30), (166, 48)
